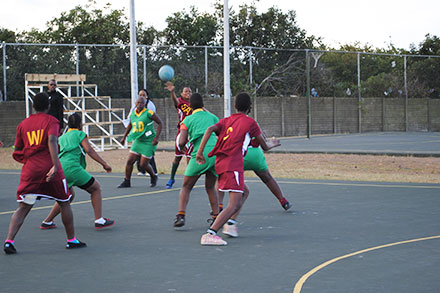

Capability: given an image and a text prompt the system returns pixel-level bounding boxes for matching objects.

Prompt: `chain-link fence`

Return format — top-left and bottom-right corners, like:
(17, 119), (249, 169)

(1, 42), (439, 136)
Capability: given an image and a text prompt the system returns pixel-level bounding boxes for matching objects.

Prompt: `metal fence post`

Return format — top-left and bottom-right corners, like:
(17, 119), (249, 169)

(205, 46), (208, 96)
(249, 47), (253, 89)
(143, 46), (147, 90)
(306, 49), (311, 138)
(404, 55), (408, 131)
(75, 43), (79, 96)
(357, 52), (362, 133)
(2, 42), (6, 101)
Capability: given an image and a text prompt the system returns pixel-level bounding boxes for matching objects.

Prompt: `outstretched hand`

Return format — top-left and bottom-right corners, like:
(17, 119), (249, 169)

(164, 81), (175, 92)
(269, 136), (281, 148)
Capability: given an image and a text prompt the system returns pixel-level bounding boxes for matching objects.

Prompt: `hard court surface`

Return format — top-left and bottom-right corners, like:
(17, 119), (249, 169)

(1, 170), (439, 292)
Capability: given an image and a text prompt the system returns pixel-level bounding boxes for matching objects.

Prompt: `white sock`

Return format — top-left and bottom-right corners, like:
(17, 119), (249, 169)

(227, 219), (237, 225)
(95, 217), (105, 224)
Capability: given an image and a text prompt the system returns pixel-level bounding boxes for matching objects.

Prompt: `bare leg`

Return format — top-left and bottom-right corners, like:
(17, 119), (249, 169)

(139, 157), (155, 177)
(173, 155), (183, 165)
(6, 203), (33, 241)
(210, 191), (245, 232)
(254, 169), (284, 201)
(124, 153), (139, 181)
(178, 175), (200, 212)
(58, 201), (75, 240)
(43, 187), (75, 223)
(205, 172), (219, 216)
(85, 181), (102, 220)
(229, 184), (249, 221)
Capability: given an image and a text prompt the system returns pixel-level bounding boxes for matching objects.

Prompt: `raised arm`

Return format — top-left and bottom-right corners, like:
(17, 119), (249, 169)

(81, 137), (112, 173)
(196, 124), (219, 165)
(164, 81), (179, 107)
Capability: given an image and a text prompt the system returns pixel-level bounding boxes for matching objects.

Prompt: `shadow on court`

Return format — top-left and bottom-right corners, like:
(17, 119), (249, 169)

(1, 170), (439, 292)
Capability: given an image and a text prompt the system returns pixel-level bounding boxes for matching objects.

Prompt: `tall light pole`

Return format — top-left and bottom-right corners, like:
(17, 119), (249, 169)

(129, 0), (138, 107)
(223, 0), (231, 117)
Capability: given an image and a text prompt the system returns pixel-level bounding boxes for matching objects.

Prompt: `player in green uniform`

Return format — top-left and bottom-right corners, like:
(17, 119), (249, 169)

(173, 93), (220, 228)
(41, 113), (114, 230)
(118, 96), (163, 188)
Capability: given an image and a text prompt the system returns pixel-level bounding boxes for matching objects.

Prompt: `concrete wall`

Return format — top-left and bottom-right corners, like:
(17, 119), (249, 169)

(1, 97), (439, 146)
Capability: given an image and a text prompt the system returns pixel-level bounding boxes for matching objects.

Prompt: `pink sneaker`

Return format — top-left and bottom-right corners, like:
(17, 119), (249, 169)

(222, 223), (238, 238)
(200, 233), (227, 246)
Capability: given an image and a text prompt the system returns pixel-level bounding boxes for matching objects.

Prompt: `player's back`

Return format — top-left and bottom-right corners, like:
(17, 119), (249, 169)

(14, 112), (60, 182)
(184, 109), (219, 150)
(208, 113), (261, 173)
(16, 113), (58, 160)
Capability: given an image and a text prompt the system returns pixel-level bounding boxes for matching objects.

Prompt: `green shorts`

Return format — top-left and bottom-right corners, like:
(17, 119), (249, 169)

(130, 138), (156, 158)
(61, 165), (93, 189)
(184, 145), (217, 177)
(244, 147), (268, 172)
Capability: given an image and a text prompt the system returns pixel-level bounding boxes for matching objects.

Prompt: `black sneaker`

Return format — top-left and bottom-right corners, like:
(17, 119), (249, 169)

(66, 240), (87, 249)
(4, 242), (17, 254)
(174, 214), (185, 227)
(282, 201), (292, 211)
(207, 217), (216, 225)
(118, 179), (130, 188)
(40, 222), (57, 230)
(95, 218), (115, 230)
(150, 175), (158, 187)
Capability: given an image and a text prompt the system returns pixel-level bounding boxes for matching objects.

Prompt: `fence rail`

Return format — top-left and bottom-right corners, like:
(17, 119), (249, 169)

(0, 42), (439, 142)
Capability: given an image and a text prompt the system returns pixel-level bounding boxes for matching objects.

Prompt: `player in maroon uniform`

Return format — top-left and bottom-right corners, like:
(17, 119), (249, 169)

(196, 92), (280, 245)
(3, 93), (86, 254)
(164, 81), (193, 189)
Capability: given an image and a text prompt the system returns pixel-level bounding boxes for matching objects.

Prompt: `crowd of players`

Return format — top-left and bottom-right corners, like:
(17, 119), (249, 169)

(3, 79), (292, 254)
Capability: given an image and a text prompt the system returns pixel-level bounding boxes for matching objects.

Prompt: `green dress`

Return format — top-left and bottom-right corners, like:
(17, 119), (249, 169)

(128, 108), (157, 158)
(181, 109), (219, 176)
(59, 128), (92, 188)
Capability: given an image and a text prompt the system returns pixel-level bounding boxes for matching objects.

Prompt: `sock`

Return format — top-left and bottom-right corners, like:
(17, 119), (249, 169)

(227, 219), (237, 225)
(212, 214), (218, 219)
(219, 204), (224, 212)
(42, 221), (54, 225)
(207, 228), (217, 235)
(67, 237), (80, 243)
(95, 217), (105, 224)
(177, 211), (185, 216)
(5, 240), (14, 244)
(150, 156), (158, 174)
(170, 162), (179, 180)
(279, 198), (288, 205)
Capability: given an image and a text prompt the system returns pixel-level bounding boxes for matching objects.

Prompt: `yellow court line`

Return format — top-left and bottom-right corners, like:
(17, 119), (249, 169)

(0, 185), (203, 216)
(293, 235), (440, 293)
(263, 180), (440, 189)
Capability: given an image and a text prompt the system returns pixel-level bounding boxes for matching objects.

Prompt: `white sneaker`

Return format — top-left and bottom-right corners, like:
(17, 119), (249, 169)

(200, 233), (227, 246)
(137, 172), (145, 176)
(222, 223), (238, 238)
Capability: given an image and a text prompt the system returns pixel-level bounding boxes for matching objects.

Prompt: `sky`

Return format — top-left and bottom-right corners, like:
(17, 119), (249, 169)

(1, 0), (439, 49)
